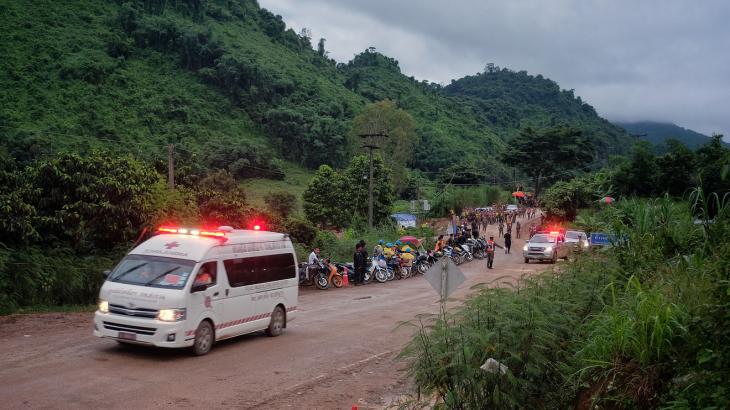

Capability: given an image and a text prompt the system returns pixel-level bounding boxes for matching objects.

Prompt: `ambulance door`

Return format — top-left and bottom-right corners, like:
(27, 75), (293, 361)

(188, 261), (225, 338)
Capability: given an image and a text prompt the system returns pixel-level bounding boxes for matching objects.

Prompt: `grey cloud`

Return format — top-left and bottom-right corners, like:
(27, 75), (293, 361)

(260, 0), (730, 138)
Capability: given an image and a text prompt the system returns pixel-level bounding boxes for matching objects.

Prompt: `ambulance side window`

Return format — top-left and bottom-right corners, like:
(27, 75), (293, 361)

(193, 261), (217, 288)
(224, 254), (296, 287)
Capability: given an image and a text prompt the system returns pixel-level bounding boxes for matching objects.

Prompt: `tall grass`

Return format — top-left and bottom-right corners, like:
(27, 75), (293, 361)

(401, 193), (730, 409)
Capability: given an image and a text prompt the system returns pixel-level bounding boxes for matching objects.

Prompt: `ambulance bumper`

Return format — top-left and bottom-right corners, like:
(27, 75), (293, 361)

(93, 311), (194, 348)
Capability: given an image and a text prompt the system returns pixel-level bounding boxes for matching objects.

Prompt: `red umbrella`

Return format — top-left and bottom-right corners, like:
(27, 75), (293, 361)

(599, 196), (615, 204)
(512, 191), (526, 198)
(399, 236), (422, 247)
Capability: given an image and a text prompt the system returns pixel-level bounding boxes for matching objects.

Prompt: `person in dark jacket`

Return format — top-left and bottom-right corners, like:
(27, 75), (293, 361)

(353, 243), (365, 285)
(503, 232), (512, 254)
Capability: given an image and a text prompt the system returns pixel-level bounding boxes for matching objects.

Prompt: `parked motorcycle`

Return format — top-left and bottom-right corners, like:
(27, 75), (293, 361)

(368, 257), (389, 283)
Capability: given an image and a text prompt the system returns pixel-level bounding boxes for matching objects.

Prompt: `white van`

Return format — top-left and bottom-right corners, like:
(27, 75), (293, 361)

(93, 226), (298, 355)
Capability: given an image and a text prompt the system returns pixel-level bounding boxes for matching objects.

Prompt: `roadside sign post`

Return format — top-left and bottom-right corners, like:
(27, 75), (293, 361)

(424, 257), (466, 306)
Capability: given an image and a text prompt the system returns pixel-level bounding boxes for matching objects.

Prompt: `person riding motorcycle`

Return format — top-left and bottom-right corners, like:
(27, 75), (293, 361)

(373, 240), (384, 259)
(306, 247), (321, 280)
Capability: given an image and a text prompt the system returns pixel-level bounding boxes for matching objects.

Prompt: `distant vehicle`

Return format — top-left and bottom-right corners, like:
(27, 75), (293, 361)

(475, 207), (494, 212)
(565, 230), (589, 252)
(506, 204), (519, 212)
(523, 232), (569, 263)
(94, 226), (298, 356)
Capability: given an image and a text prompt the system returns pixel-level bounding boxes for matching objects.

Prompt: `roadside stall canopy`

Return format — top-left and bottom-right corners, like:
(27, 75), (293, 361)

(391, 213), (417, 228)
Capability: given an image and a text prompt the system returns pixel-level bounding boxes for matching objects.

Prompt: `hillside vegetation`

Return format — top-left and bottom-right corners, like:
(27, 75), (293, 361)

(615, 120), (728, 151)
(1, 0), (630, 180)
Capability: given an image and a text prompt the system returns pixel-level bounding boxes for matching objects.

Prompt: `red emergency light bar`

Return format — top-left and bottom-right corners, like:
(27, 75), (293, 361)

(157, 227), (226, 238)
(549, 231), (560, 235)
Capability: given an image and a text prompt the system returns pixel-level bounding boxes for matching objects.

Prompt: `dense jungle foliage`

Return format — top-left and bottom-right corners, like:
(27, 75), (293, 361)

(1, 0), (631, 177)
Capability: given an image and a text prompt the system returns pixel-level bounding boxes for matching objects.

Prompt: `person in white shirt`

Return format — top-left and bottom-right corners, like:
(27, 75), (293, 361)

(306, 247), (321, 280)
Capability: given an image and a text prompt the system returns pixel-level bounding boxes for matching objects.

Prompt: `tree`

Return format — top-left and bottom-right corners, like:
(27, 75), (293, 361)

(317, 38), (326, 57)
(696, 134), (730, 195)
(264, 191), (298, 219)
(340, 155), (394, 226)
(501, 126), (595, 197)
(30, 152), (158, 250)
(196, 170), (249, 228)
(612, 141), (660, 197)
(302, 165), (345, 227)
(656, 139), (696, 197)
(349, 100), (418, 194)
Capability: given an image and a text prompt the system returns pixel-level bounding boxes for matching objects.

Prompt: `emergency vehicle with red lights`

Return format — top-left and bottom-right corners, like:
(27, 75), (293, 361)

(93, 225), (298, 355)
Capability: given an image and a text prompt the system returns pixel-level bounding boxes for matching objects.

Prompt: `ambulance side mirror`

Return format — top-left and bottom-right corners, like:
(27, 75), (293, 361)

(103, 270), (111, 279)
(191, 283), (208, 293)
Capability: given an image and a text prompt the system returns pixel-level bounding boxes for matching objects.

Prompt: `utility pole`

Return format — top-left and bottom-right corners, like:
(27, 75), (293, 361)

(359, 132), (388, 229)
(167, 143), (175, 189)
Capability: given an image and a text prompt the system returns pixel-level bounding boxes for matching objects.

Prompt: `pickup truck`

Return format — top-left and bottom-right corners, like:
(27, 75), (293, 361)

(523, 233), (570, 263)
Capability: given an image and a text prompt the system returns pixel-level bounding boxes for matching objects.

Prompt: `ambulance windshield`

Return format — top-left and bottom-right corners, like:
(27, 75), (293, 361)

(108, 255), (196, 289)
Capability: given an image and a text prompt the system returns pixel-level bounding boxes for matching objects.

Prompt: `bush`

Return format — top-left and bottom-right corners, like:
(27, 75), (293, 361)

(284, 218), (317, 246)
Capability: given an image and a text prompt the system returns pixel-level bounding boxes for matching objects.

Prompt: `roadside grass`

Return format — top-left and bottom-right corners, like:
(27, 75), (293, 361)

(399, 193), (730, 409)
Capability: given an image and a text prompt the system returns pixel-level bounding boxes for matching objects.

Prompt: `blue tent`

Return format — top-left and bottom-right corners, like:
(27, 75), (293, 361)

(390, 213), (417, 228)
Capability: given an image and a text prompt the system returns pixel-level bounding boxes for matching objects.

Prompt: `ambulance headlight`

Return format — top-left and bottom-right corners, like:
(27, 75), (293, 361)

(98, 299), (109, 314)
(157, 308), (186, 322)
(544, 246), (553, 253)
(523, 245), (528, 251)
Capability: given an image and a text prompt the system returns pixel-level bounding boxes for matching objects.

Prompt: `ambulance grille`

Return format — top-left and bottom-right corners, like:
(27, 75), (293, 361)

(103, 321), (156, 335)
(109, 304), (158, 319)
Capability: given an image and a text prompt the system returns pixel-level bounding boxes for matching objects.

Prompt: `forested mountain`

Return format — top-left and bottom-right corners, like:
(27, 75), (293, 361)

(614, 121), (726, 151)
(0, 0), (631, 180)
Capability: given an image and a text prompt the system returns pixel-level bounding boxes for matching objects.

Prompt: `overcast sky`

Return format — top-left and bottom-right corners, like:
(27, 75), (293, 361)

(258, 0), (729, 139)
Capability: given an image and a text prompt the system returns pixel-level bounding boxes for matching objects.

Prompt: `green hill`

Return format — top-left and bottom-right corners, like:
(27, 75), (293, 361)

(0, 0), (630, 182)
(443, 66), (632, 160)
(614, 121), (727, 151)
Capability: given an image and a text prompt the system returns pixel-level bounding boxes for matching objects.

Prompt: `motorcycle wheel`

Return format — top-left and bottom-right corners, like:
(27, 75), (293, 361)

(315, 274), (328, 289)
(332, 274), (343, 288)
(363, 270), (373, 284)
(466, 253), (474, 262)
(386, 268), (395, 281)
(418, 263), (428, 274)
(375, 268), (388, 283)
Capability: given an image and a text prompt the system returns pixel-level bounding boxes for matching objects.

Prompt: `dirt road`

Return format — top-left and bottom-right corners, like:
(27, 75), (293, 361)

(0, 224), (550, 409)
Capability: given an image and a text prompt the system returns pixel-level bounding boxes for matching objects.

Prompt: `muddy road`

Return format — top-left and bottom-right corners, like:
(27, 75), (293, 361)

(0, 226), (551, 409)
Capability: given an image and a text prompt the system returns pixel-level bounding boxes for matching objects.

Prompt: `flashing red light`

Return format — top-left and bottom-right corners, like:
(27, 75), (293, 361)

(157, 227), (226, 238)
(549, 231), (560, 235)
(253, 225), (261, 231)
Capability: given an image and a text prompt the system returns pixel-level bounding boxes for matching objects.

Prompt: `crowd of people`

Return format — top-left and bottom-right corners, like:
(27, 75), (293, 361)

(305, 203), (543, 285)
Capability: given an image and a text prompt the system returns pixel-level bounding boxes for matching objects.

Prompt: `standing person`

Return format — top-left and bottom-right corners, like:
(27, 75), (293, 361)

(353, 243), (366, 285)
(358, 240), (368, 285)
(471, 219), (479, 239)
(485, 236), (504, 269)
(504, 232), (512, 254)
(515, 221), (521, 239)
(498, 221), (504, 237)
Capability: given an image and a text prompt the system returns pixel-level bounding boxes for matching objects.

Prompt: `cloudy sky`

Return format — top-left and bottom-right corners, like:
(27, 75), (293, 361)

(259, 0), (729, 139)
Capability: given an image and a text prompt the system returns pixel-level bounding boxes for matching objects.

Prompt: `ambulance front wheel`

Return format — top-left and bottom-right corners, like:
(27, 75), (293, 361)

(266, 306), (285, 337)
(192, 320), (214, 356)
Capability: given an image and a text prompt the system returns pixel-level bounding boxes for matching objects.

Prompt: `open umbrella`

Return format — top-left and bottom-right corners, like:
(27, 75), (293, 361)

(399, 236), (422, 247)
(512, 191), (526, 198)
(599, 196), (615, 204)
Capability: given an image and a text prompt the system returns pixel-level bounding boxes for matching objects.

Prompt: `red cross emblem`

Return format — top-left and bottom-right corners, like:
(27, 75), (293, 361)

(164, 241), (180, 249)
(204, 296), (212, 309)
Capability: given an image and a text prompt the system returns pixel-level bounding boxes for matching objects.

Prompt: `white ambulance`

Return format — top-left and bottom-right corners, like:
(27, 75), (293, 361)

(93, 226), (298, 355)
